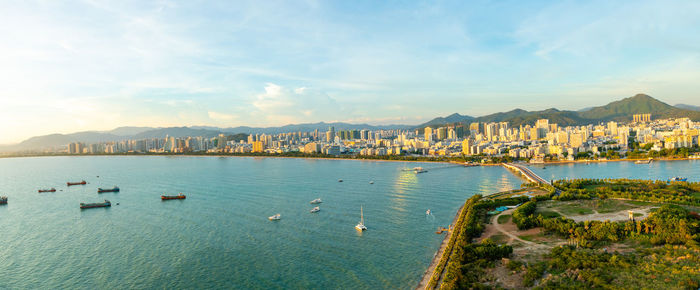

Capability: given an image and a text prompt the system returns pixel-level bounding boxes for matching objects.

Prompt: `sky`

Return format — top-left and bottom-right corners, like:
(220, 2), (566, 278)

(1, 0), (700, 144)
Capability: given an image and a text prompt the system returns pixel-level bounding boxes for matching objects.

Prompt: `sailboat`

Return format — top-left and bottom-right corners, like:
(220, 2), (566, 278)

(355, 206), (367, 231)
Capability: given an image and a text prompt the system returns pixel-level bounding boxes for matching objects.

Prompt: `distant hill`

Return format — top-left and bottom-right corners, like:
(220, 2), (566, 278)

(4, 122), (413, 152)
(196, 122), (413, 134)
(418, 94), (700, 129)
(6, 93), (699, 153)
(675, 103), (700, 111)
(475, 108), (586, 127)
(577, 94), (700, 121)
(418, 113), (474, 128)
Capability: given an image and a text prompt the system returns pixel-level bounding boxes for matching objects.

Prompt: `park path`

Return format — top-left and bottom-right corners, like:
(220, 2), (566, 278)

(491, 209), (549, 249)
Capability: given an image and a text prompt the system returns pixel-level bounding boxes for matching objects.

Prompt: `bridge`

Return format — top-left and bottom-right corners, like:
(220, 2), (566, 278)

(502, 163), (550, 185)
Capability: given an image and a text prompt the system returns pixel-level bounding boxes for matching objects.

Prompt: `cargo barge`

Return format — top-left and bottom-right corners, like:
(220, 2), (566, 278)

(98, 187), (120, 193)
(67, 181), (87, 186)
(80, 200), (111, 209)
(161, 193), (186, 200)
(38, 188), (57, 193)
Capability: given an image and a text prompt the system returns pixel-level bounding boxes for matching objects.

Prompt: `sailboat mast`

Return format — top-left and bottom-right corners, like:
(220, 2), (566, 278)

(361, 206), (364, 224)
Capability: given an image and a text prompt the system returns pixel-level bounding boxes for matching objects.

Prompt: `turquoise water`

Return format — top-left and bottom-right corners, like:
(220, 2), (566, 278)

(0, 156), (522, 289)
(527, 160), (700, 183)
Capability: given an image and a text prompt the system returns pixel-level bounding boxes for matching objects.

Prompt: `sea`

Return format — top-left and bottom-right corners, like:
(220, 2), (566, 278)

(527, 159), (699, 183)
(0, 156), (521, 289)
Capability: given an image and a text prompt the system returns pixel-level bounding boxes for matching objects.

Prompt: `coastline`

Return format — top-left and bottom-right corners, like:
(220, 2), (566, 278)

(416, 203), (464, 290)
(0, 153), (456, 165)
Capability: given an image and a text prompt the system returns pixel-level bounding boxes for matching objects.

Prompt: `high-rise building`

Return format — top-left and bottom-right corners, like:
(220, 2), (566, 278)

(424, 127), (433, 141)
(436, 127), (447, 140)
(469, 122), (481, 134)
(633, 114), (651, 123)
(462, 138), (471, 155)
(252, 141), (265, 153)
(326, 126), (335, 142)
(485, 123), (497, 141)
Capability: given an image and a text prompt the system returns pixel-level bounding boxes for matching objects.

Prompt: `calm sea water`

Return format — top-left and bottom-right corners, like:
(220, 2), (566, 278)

(527, 160), (700, 183)
(0, 156), (522, 289)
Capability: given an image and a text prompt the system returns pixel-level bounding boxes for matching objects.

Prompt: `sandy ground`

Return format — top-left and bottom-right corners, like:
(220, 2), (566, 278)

(553, 206), (656, 222)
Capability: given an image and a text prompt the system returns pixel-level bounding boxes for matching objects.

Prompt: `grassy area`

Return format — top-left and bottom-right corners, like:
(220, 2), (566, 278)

(557, 204), (595, 216)
(595, 199), (638, 213)
(497, 214), (511, 224)
(489, 234), (508, 244)
(541, 199), (651, 216)
(536, 210), (561, 218)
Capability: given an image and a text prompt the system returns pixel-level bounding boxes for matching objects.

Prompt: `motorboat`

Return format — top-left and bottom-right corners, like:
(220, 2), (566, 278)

(669, 176), (688, 182)
(310, 206), (320, 213)
(269, 213), (281, 221)
(310, 198), (322, 204)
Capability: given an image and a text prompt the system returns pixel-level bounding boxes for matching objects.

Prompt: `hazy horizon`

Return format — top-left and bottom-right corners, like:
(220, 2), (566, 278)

(2, 0), (700, 143)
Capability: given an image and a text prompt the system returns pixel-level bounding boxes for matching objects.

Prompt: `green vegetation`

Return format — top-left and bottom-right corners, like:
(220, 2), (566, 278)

(538, 245), (700, 289)
(536, 210), (560, 219)
(497, 214), (511, 224)
(554, 178), (700, 206)
(627, 144), (700, 159)
(512, 201), (538, 229)
(430, 178), (700, 289)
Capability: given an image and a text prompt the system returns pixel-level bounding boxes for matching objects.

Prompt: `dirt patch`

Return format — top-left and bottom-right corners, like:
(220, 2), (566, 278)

(566, 206), (656, 222)
(482, 260), (525, 289)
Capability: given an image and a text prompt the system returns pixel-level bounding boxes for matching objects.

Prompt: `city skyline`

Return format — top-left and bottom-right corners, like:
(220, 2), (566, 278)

(3, 0), (700, 144)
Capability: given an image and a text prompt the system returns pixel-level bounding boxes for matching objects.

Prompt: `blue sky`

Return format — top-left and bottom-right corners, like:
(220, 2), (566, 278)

(1, 0), (700, 143)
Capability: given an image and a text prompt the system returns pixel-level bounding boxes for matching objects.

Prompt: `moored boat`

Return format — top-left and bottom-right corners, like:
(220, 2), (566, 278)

(80, 200), (111, 209)
(669, 176), (688, 182)
(67, 181), (87, 186)
(310, 206), (320, 213)
(38, 188), (57, 193)
(413, 167), (427, 173)
(161, 193), (186, 200)
(269, 213), (281, 221)
(0, 196), (7, 205)
(355, 206), (367, 231)
(635, 159), (652, 164)
(98, 187), (120, 193)
(310, 198), (322, 204)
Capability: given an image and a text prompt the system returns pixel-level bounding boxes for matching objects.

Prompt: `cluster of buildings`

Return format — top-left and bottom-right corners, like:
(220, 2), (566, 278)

(64, 115), (699, 161)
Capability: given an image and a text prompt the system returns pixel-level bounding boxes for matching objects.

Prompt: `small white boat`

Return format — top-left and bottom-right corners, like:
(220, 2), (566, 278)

(413, 167), (427, 173)
(355, 206), (367, 231)
(268, 214), (281, 221)
(635, 159), (652, 164)
(369, 181), (374, 184)
(310, 198), (322, 204)
(310, 206), (320, 213)
(338, 179), (343, 182)
(426, 209), (431, 215)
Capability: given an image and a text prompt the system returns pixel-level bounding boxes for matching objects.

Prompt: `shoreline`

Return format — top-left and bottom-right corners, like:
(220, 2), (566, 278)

(0, 153), (456, 165)
(535, 156), (697, 165)
(416, 203), (464, 290)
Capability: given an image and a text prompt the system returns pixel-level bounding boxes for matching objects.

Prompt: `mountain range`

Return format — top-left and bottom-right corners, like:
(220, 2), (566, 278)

(1, 123), (413, 152)
(2, 93), (698, 152)
(419, 94), (700, 128)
